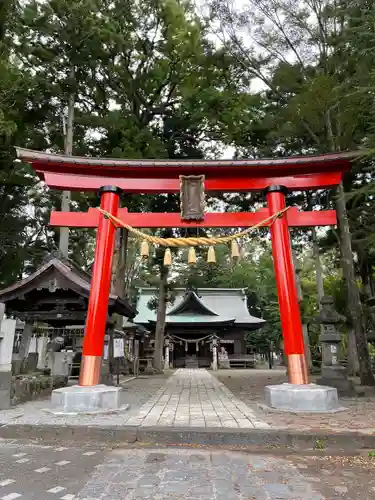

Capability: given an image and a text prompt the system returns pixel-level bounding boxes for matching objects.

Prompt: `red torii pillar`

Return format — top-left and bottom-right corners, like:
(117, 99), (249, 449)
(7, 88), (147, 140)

(265, 186), (308, 384)
(79, 186), (122, 386)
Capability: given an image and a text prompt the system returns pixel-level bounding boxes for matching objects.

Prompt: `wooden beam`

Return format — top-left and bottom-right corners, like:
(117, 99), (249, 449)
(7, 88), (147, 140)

(50, 207), (337, 228)
(41, 171), (344, 193)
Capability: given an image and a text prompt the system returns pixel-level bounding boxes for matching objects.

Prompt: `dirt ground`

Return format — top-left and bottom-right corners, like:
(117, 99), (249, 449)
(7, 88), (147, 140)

(215, 369), (375, 433)
(288, 453), (375, 499)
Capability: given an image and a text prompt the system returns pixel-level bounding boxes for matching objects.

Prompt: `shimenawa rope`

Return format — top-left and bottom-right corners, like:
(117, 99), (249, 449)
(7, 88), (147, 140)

(97, 206), (290, 247)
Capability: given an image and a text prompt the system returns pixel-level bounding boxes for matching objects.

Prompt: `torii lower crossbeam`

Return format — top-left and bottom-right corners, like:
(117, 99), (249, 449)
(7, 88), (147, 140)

(50, 207), (336, 228)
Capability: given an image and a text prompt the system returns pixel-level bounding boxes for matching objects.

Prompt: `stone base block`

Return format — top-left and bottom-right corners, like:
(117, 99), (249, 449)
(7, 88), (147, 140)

(316, 377), (356, 397)
(0, 371), (11, 410)
(265, 383), (342, 413)
(49, 384), (126, 415)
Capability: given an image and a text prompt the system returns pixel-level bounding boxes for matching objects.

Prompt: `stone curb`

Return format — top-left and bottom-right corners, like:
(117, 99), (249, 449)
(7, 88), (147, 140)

(0, 424), (375, 453)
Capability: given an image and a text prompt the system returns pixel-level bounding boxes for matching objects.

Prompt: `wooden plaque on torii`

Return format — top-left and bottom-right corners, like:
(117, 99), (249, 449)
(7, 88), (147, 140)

(180, 175), (205, 221)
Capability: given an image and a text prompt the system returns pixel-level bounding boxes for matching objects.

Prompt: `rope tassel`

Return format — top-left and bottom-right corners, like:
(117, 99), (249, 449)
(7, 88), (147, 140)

(164, 248), (172, 266)
(231, 240), (240, 260)
(207, 246), (216, 264)
(140, 240), (150, 259)
(188, 247), (196, 265)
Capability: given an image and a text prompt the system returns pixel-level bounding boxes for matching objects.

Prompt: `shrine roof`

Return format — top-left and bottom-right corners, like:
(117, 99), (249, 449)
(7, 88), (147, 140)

(134, 288), (265, 328)
(0, 256), (136, 320)
(15, 147), (361, 179)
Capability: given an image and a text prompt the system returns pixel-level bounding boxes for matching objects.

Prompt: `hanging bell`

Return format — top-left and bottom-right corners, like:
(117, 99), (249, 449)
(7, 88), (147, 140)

(163, 248), (172, 266)
(140, 240), (150, 259)
(207, 245), (216, 264)
(231, 240), (240, 260)
(188, 247), (196, 265)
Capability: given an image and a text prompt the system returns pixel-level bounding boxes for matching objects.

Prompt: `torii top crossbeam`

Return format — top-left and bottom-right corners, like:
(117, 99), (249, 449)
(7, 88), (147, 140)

(16, 148), (359, 193)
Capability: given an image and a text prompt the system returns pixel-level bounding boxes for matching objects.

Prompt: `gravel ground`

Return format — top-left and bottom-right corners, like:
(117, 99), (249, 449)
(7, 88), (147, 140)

(214, 369), (375, 433)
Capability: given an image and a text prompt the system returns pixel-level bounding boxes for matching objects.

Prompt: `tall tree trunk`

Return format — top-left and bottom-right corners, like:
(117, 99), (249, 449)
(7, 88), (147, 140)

(312, 227), (325, 306)
(358, 250), (373, 299)
(111, 228), (129, 329)
(153, 264), (168, 371)
(59, 86), (74, 258)
(111, 228), (128, 297)
(347, 328), (360, 376)
(336, 182), (374, 385)
(292, 251), (312, 370)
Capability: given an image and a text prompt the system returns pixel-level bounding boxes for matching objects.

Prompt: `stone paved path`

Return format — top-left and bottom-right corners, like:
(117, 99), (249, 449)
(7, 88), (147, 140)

(75, 448), (323, 500)
(125, 369), (269, 428)
(0, 369), (268, 429)
(1, 439), (375, 499)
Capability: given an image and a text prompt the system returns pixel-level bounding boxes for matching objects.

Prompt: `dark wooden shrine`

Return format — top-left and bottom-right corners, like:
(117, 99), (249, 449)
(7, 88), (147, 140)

(0, 255), (136, 326)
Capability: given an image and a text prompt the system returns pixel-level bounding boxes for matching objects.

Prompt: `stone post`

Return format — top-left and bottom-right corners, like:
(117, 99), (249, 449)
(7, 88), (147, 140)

(164, 337), (170, 370)
(317, 296), (355, 396)
(26, 335), (38, 372)
(212, 335), (218, 371)
(37, 336), (49, 371)
(0, 305), (16, 409)
(12, 320), (33, 375)
(169, 341), (174, 368)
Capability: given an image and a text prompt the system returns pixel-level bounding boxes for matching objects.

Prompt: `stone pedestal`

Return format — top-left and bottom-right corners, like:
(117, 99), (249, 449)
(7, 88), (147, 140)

(317, 366), (355, 396)
(49, 384), (126, 414)
(265, 383), (341, 412)
(317, 297), (355, 396)
(218, 351), (230, 369)
(144, 357), (155, 375)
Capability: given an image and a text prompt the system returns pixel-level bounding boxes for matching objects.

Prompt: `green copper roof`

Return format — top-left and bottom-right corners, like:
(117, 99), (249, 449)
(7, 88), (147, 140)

(134, 288), (265, 327)
(149, 314), (235, 324)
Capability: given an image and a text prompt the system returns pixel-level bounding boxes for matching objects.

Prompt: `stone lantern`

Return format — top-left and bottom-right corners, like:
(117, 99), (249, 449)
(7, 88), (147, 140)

(317, 296), (355, 396)
(143, 341), (155, 375)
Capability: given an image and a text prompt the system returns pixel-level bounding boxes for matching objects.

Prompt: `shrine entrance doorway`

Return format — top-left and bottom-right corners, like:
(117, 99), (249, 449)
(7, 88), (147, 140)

(16, 148), (358, 393)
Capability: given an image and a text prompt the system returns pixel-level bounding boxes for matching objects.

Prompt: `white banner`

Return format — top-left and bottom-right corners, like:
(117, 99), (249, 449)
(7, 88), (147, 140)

(113, 338), (124, 358)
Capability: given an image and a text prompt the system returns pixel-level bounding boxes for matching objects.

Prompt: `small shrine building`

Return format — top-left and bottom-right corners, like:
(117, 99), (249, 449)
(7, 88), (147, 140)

(135, 287), (265, 368)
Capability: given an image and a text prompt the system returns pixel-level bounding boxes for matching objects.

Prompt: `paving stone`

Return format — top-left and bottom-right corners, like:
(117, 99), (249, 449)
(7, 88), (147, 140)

(72, 448), (329, 500)
(334, 485), (349, 494)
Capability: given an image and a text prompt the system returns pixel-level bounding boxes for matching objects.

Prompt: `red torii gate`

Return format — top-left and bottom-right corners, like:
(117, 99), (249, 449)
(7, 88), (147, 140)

(16, 148), (358, 388)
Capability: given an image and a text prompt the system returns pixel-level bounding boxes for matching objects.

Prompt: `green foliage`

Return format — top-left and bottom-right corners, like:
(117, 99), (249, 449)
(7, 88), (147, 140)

(0, 0), (254, 283)
(173, 240), (282, 350)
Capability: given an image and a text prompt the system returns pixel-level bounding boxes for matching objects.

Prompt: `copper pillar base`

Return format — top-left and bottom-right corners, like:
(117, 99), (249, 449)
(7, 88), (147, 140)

(79, 355), (102, 386)
(287, 354), (309, 384)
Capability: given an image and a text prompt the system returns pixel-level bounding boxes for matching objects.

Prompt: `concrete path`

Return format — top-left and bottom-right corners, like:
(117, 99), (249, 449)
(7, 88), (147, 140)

(126, 369), (269, 428)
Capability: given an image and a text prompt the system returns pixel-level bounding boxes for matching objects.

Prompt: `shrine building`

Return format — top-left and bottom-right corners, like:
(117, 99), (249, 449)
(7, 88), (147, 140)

(134, 287), (265, 368)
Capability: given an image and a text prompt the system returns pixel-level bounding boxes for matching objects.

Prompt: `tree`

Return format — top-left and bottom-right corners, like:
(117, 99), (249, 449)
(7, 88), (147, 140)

(207, 0), (375, 384)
